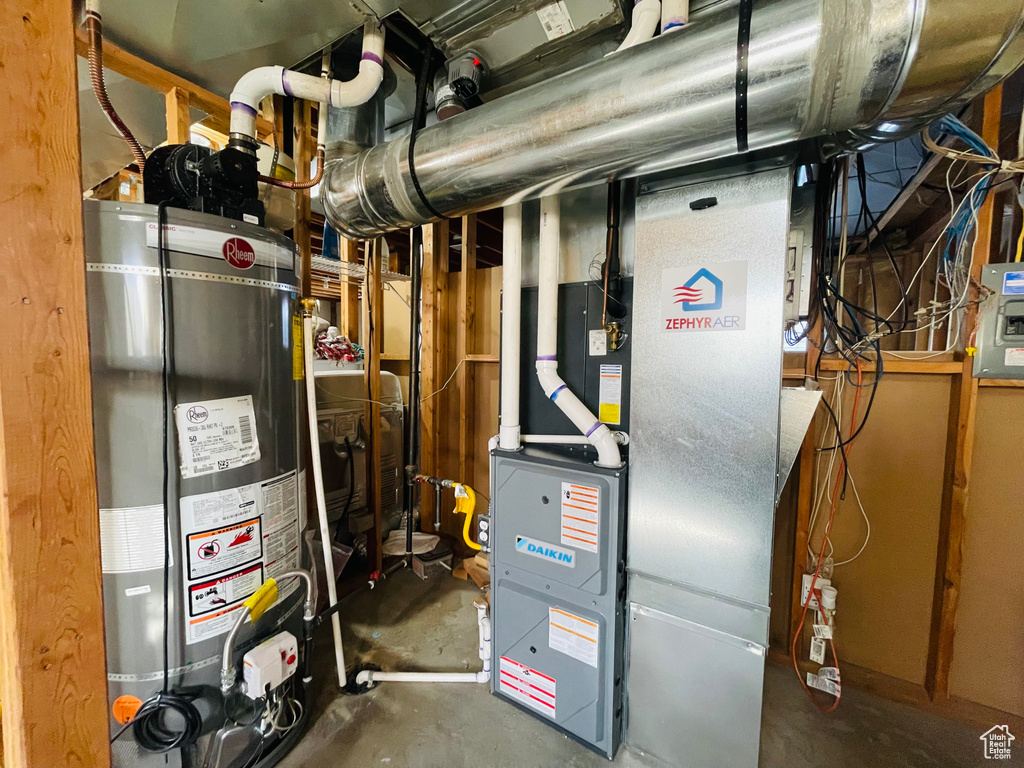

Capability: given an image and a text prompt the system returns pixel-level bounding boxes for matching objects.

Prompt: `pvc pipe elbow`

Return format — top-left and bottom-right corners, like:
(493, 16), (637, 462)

(613, 0), (662, 53)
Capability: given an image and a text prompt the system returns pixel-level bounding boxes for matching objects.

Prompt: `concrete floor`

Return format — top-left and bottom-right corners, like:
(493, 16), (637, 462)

(279, 570), (991, 768)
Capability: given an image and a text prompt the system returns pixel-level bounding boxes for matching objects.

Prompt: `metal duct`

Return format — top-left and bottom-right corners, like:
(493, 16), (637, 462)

(323, 0), (1024, 238)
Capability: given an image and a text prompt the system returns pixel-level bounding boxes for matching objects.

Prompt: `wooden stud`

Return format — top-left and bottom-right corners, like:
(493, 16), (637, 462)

(925, 86), (1002, 702)
(293, 101), (313, 298)
(457, 214), (478, 485)
(364, 240), (385, 572)
(420, 223), (447, 529)
(341, 238), (361, 342)
(0, 2), (111, 766)
(164, 86), (192, 145)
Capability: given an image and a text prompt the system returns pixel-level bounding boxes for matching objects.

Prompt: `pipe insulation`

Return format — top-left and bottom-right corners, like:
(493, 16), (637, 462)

(535, 197), (621, 468)
(323, 0), (1024, 238)
(229, 20), (385, 144)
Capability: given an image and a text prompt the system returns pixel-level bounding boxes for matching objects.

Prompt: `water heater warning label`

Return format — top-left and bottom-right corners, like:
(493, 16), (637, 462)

(499, 656), (556, 717)
(560, 482), (599, 553)
(180, 470), (301, 645)
(175, 395), (260, 478)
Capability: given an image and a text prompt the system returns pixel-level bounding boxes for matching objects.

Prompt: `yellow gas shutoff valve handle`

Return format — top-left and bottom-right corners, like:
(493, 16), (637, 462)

(244, 578), (279, 623)
(453, 483), (481, 551)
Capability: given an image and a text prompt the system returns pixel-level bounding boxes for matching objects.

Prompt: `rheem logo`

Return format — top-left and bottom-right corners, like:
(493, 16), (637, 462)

(223, 237), (256, 270)
(661, 260), (748, 332)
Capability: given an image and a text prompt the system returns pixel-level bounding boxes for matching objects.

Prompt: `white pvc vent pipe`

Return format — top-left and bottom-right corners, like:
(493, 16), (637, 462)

(613, 0), (662, 53)
(355, 600), (491, 686)
(303, 312), (347, 688)
(228, 20), (385, 141)
(535, 196), (621, 468)
(498, 204), (523, 451)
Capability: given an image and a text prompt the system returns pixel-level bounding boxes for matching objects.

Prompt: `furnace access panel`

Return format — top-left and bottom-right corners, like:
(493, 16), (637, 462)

(488, 449), (627, 758)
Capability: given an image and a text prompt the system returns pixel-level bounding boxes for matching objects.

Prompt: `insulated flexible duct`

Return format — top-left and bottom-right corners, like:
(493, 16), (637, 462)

(322, 0), (1024, 238)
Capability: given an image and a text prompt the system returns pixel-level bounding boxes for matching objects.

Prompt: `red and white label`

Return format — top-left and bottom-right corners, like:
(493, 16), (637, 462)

(499, 656), (556, 717)
(560, 482), (599, 553)
(223, 237), (256, 269)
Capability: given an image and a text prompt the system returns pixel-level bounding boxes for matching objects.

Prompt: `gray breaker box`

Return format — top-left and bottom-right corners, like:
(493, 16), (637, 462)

(489, 448), (627, 758)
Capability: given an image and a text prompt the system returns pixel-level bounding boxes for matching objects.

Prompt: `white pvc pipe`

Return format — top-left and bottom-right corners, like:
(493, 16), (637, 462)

(536, 196), (622, 468)
(355, 601), (491, 686)
(613, 0), (662, 53)
(661, 0), (689, 32)
(229, 21), (384, 140)
(498, 204), (523, 451)
(303, 313), (347, 688)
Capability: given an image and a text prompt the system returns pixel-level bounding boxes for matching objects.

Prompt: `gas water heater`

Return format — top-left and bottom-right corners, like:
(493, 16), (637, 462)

(84, 200), (308, 767)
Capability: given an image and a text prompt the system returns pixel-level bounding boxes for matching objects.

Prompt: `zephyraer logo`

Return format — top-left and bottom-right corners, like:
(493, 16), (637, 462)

(223, 237), (256, 269)
(674, 268), (723, 311)
(661, 260), (748, 333)
(516, 536), (575, 568)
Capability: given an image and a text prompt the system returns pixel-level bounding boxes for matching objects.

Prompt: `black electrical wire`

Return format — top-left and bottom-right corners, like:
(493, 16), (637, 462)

(407, 43), (446, 221)
(111, 203), (203, 753)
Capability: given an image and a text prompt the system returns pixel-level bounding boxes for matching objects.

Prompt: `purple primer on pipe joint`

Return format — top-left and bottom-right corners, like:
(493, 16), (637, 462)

(663, 20), (687, 30)
(362, 52), (383, 66)
(537, 355), (557, 361)
(281, 70), (294, 97)
(230, 101), (258, 117)
(585, 423), (601, 437)
(550, 385), (567, 401)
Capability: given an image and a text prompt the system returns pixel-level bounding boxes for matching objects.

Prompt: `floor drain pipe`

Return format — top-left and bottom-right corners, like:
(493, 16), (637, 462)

(535, 196), (621, 468)
(355, 598), (491, 685)
(498, 203), (523, 451)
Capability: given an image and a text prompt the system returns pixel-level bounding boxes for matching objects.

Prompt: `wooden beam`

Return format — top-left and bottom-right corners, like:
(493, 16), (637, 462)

(73, 31), (273, 138)
(420, 223), (446, 530)
(925, 86), (1002, 702)
(364, 240), (385, 572)
(457, 214), (477, 484)
(0, 2), (110, 767)
(817, 358), (962, 374)
(341, 238), (361, 343)
(293, 101), (313, 298)
(164, 86), (192, 145)
(466, 354), (499, 363)
(978, 377), (1024, 388)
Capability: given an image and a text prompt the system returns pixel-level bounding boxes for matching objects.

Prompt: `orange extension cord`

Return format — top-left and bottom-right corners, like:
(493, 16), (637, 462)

(791, 360), (863, 713)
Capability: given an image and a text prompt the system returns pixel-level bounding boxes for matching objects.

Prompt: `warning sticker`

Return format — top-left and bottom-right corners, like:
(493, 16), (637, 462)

(185, 517), (262, 580)
(499, 656), (556, 717)
(548, 607), (599, 668)
(292, 316), (304, 380)
(175, 395), (260, 478)
(598, 364), (622, 425)
(536, 1), (574, 40)
(560, 482), (599, 553)
(1004, 348), (1024, 367)
(180, 470), (300, 645)
(188, 563), (264, 618)
(99, 504), (169, 573)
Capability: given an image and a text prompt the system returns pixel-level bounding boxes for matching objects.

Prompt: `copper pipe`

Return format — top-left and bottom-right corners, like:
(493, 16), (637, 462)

(85, 11), (147, 172)
(260, 148), (324, 189)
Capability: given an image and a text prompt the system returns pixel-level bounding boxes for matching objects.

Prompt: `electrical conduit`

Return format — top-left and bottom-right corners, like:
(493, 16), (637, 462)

(303, 307), (348, 688)
(498, 204), (523, 451)
(355, 600), (491, 685)
(536, 196), (621, 468)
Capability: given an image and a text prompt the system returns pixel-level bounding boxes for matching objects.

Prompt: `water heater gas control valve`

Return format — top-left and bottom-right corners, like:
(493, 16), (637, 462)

(242, 631), (298, 699)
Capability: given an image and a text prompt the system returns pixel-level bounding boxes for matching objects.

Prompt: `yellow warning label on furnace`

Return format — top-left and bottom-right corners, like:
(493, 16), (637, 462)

(292, 316), (304, 380)
(598, 364), (622, 425)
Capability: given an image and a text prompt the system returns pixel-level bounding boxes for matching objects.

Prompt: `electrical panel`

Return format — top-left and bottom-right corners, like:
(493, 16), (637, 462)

(488, 449), (627, 758)
(974, 263), (1024, 379)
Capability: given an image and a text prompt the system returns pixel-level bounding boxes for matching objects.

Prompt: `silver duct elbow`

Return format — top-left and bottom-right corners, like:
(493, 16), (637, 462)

(323, 0), (1024, 239)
